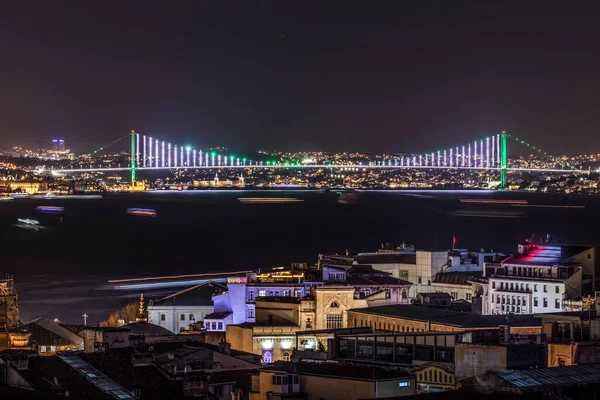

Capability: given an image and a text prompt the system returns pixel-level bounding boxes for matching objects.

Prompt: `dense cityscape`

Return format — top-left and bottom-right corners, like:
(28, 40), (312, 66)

(5, 1), (600, 399)
(3, 236), (600, 399)
(1, 139), (600, 194)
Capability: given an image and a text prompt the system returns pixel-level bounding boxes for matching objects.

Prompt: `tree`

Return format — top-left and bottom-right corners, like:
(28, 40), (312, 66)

(99, 302), (138, 327)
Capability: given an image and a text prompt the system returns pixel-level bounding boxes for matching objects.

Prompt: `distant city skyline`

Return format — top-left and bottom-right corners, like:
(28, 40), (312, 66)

(2, 2), (600, 154)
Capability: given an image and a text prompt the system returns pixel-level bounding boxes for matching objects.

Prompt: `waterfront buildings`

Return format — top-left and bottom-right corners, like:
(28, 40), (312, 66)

(322, 245), (503, 299)
(472, 241), (596, 315)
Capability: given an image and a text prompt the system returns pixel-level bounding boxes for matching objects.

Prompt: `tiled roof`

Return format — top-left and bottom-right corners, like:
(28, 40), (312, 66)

(349, 305), (541, 328)
(25, 318), (83, 346)
(152, 281), (226, 307)
(122, 322), (174, 336)
(491, 363), (600, 388)
(433, 272), (479, 286)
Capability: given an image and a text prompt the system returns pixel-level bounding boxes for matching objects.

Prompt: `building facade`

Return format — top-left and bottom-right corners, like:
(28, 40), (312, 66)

(473, 243), (585, 315)
(147, 282), (227, 333)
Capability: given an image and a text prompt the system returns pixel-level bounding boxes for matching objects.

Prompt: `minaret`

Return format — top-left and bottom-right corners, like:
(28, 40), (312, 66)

(136, 293), (148, 323)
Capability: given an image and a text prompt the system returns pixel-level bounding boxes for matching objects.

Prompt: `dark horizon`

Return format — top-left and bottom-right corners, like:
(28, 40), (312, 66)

(2, 1), (600, 155)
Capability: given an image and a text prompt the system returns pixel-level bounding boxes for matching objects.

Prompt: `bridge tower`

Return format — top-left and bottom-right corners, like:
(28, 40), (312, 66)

(499, 130), (508, 189)
(130, 130), (137, 184)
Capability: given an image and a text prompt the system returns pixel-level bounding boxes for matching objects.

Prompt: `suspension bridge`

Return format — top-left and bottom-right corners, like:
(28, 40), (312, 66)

(45, 130), (589, 189)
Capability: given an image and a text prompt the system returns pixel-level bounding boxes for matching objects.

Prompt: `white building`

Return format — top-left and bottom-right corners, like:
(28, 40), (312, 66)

(353, 247), (503, 299)
(147, 281), (227, 333)
(474, 243), (585, 315)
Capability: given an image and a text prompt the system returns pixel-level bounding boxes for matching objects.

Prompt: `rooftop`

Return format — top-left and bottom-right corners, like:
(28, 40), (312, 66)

(264, 361), (411, 381)
(502, 245), (581, 267)
(487, 363), (600, 389)
(25, 318), (84, 347)
(204, 311), (233, 320)
(121, 322), (174, 336)
(349, 304), (541, 328)
(354, 253), (417, 265)
(433, 272), (480, 286)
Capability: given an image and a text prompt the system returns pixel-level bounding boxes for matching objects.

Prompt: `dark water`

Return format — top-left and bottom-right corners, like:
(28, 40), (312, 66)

(2, 189), (599, 323)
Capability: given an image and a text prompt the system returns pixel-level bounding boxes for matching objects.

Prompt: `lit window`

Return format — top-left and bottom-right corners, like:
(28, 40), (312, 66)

(263, 351), (272, 364)
(283, 351), (291, 361)
(40, 345), (47, 353)
(259, 290), (266, 297)
(326, 314), (343, 329)
(50, 346), (56, 352)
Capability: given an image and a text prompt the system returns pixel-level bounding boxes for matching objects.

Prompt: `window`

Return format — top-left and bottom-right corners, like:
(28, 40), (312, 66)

(418, 277), (422, 284)
(263, 351), (272, 364)
(306, 318), (312, 329)
(534, 285), (538, 292)
(218, 322), (223, 330)
(543, 285), (547, 293)
(40, 346), (47, 353)
(160, 314), (166, 321)
(451, 292), (458, 299)
(50, 346), (56, 352)
(180, 314), (185, 321)
(283, 351), (291, 361)
(189, 314), (194, 321)
(428, 280), (431, 286)
(259, 290), (266, 297)
(249, 291), (254, 300)
(330, 301), (339, 308)
(283, 290), (290, 296)
(555, 286), (559, 294)
(326, 314), (343, 329)
(466, 293), (471, 301)
(212, 322), (217, 330)
(401, 289), (407, 299)
(492, 282), (496, 289)
(555, 299), (560, 309)
(534, 298), (538, 307)
(543, 298), (548, 308)
(491, 295), (494, 303)
(248, 308), (254, 318)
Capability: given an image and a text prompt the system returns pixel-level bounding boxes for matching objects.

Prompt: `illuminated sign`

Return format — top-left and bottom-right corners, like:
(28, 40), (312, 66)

(227, 277), (248, 284)
(399, 382), (410, 387)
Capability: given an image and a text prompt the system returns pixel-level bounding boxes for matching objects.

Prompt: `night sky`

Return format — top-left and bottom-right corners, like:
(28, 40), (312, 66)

(1, 1), (600, 154)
